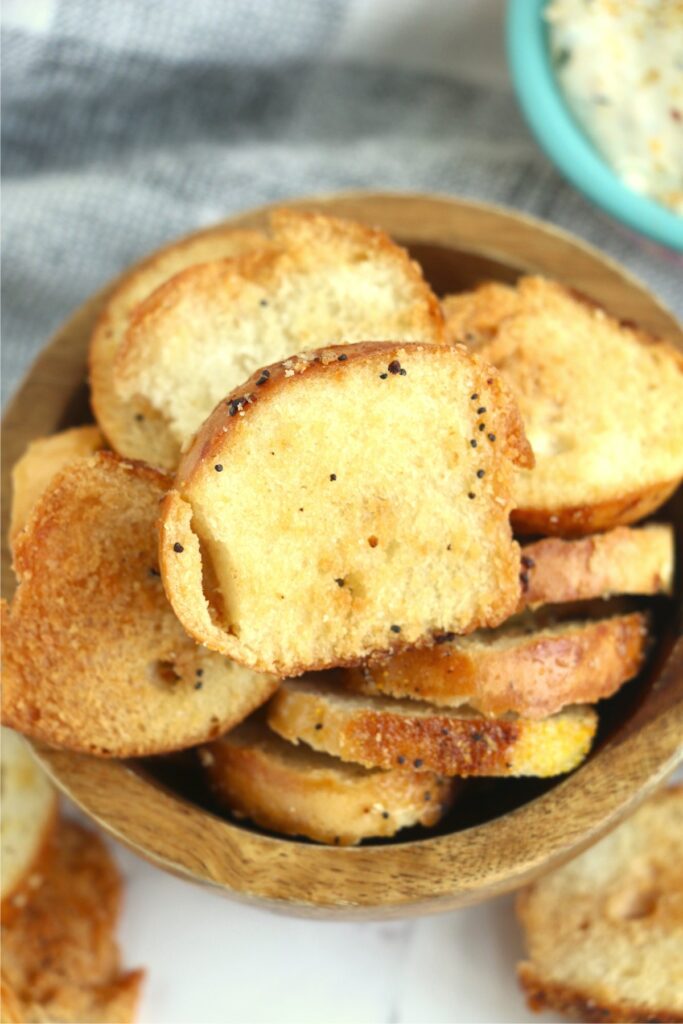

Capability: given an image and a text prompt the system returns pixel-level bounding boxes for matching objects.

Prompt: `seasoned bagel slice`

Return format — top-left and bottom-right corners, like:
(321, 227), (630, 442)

(267, 677), (597, 778)
(160, 341), (532, 676)
(201, 717), (456, 845)
(1, 453), (277, 756)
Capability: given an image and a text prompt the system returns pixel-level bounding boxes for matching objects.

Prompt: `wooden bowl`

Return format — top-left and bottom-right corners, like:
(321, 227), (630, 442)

(2, 193), (682, 919)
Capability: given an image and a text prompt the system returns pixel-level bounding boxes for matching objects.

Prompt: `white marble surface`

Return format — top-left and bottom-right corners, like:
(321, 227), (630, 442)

(111, 841), (555, 1024)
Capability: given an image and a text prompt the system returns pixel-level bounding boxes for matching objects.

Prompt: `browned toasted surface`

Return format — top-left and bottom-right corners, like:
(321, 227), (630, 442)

(90, 226), (265, 469)
(344, 612), (648, 718)
(519, 524), (674, 605)
(111, 210), (446, 467)
(9, 426), (105, 552)
(448, 276), (683, 535)
(267, 677), (597, 777)
(517, 785), (683, 1022)
(160, 341), (532, 676)
(202, 717), (456, 845)
(2, 453), (277, 756)
(1, 819), (144, 1024)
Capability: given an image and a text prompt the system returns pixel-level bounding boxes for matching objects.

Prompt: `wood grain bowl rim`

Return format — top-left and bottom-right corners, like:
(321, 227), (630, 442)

(3, 192), (682, 919)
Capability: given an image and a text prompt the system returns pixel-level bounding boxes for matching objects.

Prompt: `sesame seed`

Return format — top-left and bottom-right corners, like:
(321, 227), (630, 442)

(368, 536), (378, 548)
(435, 632), (455, 644)
(388, 360), (402, 375)
(382, 811), (390, 819)
(477, 407), (486, 414)
(413, 758), (424, 768)
(470, 439), (477, 448)
(259, 299), (268, 307)
(330, 473), (336, 481)
(487, 433), (496, 442)
(468, 492), (475, 499)
(521, 555), (536, 569)
(399, 368), (407, 376)
(397, 755), (406, 765)
(441, 728), (449, 736)
(338, 354), (348, 361)
(390, 624), (401, 633)
(256, 370), (270, 386)
(479, 423), (485, 431)
(476, 469), (485, 478)
(214, 464), (223, 472)
(314, 723), (323, 730)
(194, 681), (203, 690)
(334, 578), (345, 587)
(423, 792), (431, 802)
(196, 668), (204, 676)
(173, 542), (184, 553)
(135, 413), (144, 422)
(149, 567), (161, 578)
(471, 393), (479, 401)
(471, 731), (483, 743)
(379, 373), (388, 379)
(520, 570), (530, 591)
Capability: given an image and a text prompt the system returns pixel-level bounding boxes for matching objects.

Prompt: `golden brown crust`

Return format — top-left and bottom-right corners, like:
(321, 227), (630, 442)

(512, 479), (682, 537)
(442, 283), (520, 347)
(90, 227), (265, 469)
(520, 524), (674, 604)
(1, 819), (144, 1024)
(344, 613), (649, 719)
(161, 342), (532, 676)
(2, 453), (278, 757)
(9, 426), (105, 554)
(267, 678), (597, 778)
(202, 718), (456, 845)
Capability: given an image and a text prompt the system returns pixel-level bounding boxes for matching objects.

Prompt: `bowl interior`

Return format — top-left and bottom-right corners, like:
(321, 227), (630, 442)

(3, 193), (682, 917)
(506, 0), (683, 251)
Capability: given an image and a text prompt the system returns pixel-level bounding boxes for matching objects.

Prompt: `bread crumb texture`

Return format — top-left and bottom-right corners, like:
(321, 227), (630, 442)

(1, 819), (144, 1024)
(267, 676), (597, 777)
(111, 210), (446, 467)
(517, 785), (683, 1022)
(446, 276), (683, 534)
(160, 341), (532, 675)
(202, 716), (456, 845)
(2, 452), (277, 756)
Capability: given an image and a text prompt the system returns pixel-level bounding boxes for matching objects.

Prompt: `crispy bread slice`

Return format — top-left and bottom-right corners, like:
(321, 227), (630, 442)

(344, 612), (648, 719)
(201, 717), (456, 845)
(160, 342), (532, 676)
(520, 524), (674, 606)
(113, 209), (446, 466)
(517, 785), (683, 1023)
(0, 729), (58, 919)
(449, 276), (683, 535)
(1, 819), (144, 1024)
(1, 452), (277, 757)
(9, 426), (105, 552)
(90, 226), (265, 469)
(442, 282), (520, 347)
(267, 677), (597, 777)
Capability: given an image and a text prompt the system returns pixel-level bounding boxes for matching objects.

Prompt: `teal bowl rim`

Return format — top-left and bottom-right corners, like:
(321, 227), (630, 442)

(506, 0), (683, 252)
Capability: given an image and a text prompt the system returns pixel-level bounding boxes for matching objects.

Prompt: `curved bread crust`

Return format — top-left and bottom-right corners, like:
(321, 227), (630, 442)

(9, 425), (104, 552)
(517, 785), (683, 1022)
(442, 283), (520, 347)
(113, 209), (446, 466)
(451, 276), (683, 535)
(0, 729), (58, 920)
(520, 524), (674, 606)
(344, 613), (648, 718)
(201, 717), (456, 845)
(90, 226), (265, 469)
(1, 819), (144, 1024)
(161, 341), (532, 676)
(267, 677), (597, 778)
(2, 453), (277, 757)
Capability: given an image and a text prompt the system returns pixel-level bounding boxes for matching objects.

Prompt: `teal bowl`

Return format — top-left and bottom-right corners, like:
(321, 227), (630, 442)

(506, 0), (683, 252)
